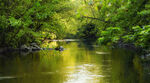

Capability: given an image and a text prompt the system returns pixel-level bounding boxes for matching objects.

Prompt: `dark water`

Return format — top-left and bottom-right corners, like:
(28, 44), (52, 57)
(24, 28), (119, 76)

(0, 41), (150, 83)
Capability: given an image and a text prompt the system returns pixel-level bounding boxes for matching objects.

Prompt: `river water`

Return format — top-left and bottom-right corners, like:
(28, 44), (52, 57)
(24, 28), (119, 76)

(0, 41), (150, 83)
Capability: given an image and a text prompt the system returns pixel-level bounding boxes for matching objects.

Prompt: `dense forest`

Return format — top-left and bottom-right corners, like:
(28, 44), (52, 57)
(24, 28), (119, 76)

(0, 0), (150, 51)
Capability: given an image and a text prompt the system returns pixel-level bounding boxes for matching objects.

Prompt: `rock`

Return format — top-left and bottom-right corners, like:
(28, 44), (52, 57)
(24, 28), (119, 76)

(30, 43), (37, 46)
(47, 48), (53, 50)
(20, 45), (31, 52)
(41, 48), (46, 50)
(55, 46), (64, 51)
(30, 43), (42, 51)
(31, 46), (41, 51)
(30, 43), (41, 49)
(0, 44), (64, 55)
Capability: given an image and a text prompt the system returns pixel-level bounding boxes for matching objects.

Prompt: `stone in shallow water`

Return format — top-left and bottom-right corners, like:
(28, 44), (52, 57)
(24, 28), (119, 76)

(20, 45), (31, 52)
(55, 46), (64, 51)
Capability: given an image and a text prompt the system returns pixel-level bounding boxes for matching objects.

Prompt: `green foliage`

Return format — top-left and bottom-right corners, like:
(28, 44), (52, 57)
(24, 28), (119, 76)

(122, 35), (135, 43)
(97, 25), (150, 48)
(120, 25), (150, 48)
(133, 25), (150, 48)
(0, 15), (8, 29)
(73, 0), (150, 49)
(9, 17), (22, 27)
(0, 0), (74, 47)
(138, 10), (150, 15)
(97, 27), (123, 45)
(77, 23), (98, 40)
(1, 0), (150, 49)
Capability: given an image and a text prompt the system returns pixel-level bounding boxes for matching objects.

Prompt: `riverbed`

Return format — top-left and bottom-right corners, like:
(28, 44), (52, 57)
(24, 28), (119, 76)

(0, 41), (150, 83)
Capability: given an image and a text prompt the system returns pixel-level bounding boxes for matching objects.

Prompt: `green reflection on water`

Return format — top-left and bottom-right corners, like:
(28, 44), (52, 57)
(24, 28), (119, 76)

(0, 41), (150, 83)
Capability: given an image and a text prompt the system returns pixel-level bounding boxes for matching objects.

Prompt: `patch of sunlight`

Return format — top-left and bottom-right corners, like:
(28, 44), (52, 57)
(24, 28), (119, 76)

(64, 64), (104, 83)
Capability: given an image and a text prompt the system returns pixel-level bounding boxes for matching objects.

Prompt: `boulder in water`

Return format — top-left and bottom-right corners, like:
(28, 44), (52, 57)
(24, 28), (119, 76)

(55, 46), (64, 51)
(30, 43), (41, 51)
(20, 45), (31, 52)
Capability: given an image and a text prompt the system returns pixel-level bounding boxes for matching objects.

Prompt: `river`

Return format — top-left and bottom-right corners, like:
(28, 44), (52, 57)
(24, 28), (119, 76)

(0, 41), (150, 83)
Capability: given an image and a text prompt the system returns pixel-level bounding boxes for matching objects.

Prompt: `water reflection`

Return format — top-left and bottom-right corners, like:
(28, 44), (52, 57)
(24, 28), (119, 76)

(0, 41), (150, 83)
(65, 64), (103, 83)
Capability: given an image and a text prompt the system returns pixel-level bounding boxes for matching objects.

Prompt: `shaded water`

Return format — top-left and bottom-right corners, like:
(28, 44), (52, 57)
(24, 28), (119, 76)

(0, 41), (150, 83)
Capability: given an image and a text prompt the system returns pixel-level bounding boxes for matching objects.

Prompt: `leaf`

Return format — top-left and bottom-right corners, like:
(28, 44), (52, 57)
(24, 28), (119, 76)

(98, 37), (105, 44)
(35, 2), (41, 7)
(9, 17), (22, 27)
(138, 10), (150, 15)
(16, 29), (25, 38)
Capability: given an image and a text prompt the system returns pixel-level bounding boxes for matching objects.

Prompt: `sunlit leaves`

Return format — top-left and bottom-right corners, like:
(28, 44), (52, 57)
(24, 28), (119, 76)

(9, 17), (22, 27)
(0, 0), (73, 47)
(98, 37), (105, 44)
(34, 2), (41, 7)
(132, 26), (142, 32)
(98, 27), (123, 45)
(138, 10), (150, 15)
(123, 25), (150, 48)
(16, 29), (25, 38)
(0, 15), (8, 29)
(122, 35), (135, 43)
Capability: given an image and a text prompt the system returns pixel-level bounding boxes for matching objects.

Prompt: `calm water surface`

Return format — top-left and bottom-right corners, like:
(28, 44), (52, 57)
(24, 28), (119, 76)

(0, 41), (150, 83)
